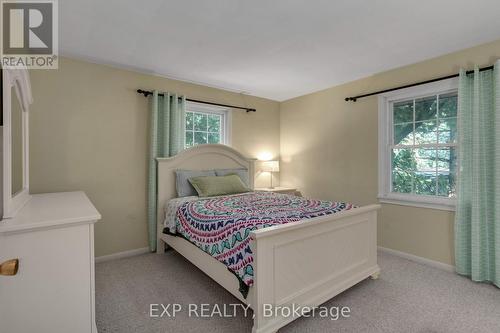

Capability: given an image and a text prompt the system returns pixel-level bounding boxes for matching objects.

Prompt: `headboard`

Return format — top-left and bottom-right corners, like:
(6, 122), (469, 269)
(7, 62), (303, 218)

(156, 144), (256, 247)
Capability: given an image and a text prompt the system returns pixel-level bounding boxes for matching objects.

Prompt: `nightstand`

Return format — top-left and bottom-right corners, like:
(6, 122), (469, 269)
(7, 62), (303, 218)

(255, 187), (300, 196)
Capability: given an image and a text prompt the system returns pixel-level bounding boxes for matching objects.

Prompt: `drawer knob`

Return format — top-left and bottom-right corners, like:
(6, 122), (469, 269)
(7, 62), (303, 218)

(0, 259), (19, 276)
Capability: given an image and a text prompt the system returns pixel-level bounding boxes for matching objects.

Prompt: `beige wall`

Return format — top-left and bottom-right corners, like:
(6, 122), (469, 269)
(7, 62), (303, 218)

(29, 57), (280, 256)
(280, 39), (500, 266)
(27, 40), (500, 262)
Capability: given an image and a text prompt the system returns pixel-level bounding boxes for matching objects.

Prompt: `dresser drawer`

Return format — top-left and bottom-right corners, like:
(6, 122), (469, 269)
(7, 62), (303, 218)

(0, 224), (93, 333)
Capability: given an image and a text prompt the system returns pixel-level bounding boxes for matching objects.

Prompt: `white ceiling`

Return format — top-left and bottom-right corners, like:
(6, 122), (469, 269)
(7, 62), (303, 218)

(61, 0), (500, 101)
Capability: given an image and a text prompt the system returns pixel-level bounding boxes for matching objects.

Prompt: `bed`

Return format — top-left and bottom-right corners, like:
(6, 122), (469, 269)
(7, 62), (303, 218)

(156, 144), (380, 333)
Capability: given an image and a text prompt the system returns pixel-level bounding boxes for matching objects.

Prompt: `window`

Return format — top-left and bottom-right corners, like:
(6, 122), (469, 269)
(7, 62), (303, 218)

(378, 78), (458, 210)
(185, 102), (231, 148)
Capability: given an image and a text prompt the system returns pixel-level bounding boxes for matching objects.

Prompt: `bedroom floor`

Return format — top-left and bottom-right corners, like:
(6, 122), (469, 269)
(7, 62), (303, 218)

(96, 251), (500, 333)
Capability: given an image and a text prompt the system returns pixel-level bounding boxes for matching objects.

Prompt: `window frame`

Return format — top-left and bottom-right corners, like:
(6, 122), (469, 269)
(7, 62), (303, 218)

(185, 101), (232, 148)
(377, 77), (459, 211)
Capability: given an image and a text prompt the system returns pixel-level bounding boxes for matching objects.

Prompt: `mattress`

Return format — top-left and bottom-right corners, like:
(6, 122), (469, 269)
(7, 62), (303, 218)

(164, 191), (354, 295)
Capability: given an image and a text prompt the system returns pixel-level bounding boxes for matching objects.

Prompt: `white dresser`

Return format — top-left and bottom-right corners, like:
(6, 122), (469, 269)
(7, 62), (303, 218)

(0, 191), (101, 333)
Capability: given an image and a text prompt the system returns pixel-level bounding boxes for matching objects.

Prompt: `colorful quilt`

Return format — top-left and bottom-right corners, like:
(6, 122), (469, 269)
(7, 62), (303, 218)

(172, 191), (354, 293)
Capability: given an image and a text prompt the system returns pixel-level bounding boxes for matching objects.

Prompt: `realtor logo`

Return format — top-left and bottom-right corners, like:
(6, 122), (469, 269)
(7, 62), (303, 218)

(1, 0), (58, 69)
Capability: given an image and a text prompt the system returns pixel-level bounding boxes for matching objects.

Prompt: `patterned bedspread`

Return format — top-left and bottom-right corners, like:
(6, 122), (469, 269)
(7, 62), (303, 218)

(171, 191), (354, 292)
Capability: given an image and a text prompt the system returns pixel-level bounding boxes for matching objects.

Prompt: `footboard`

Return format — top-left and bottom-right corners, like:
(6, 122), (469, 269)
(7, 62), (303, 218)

(250, 204), (380, 333)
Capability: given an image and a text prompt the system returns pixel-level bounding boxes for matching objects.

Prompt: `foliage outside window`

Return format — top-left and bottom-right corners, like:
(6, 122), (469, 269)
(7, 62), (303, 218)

(378, 79), (458, 210)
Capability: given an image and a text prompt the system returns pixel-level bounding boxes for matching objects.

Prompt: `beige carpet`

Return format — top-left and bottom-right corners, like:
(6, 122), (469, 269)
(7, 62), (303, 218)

(96, 250), (500, 333)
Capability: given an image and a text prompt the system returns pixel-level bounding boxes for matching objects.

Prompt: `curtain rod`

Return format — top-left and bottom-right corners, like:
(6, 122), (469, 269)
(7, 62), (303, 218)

(344, 65), (495, 102)
(136, 89), (256, 112)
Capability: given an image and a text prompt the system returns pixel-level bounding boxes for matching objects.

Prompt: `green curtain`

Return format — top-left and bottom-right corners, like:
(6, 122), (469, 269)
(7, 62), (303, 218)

(147, 91), (186, 251)
(455, 61), (500, 287)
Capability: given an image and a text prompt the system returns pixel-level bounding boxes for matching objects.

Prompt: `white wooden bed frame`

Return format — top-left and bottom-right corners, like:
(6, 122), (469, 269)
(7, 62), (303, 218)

(156, 144), (380, 333)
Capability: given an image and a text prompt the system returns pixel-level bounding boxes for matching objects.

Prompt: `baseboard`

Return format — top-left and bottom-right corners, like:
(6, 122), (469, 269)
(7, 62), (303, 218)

(378, 246), (455, 272)
(95, 247), (150, 263)
(95, 246), (455, 272)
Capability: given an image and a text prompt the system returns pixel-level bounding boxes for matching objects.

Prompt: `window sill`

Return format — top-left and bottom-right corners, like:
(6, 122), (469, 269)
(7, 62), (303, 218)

(378, 195), (456, 212)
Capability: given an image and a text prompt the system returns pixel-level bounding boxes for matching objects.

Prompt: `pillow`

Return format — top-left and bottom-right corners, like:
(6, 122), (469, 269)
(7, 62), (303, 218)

(188, 174), (250, 197)
(215, 168), (250, 187)
(175, 169), (216, 197)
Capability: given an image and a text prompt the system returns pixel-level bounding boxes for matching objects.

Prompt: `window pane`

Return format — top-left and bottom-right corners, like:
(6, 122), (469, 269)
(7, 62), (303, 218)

(438, 117), (457, 144)
(392, 148), (414, 194)
(415, 96), (437, 121)
(414, 120), (437, 144)
(387, 91), (457, 201)
(415, 148), (437, 170)
(186, 112), (194, 130)
(437, 172), (456, 197)
(393, 101), (413, 124)
(438, 93), (457, 118)
(207, 115), (221, 132)
(394, 123), (414, 145)
(414, 172), (436, 195)
(185, 131), (193, 147)
(194, 113), (207, 131)
(208, 133), (220, 144)
(392, 169), (413, 193)
(194, 132), (207, 145)
(392, 148), (415, 171)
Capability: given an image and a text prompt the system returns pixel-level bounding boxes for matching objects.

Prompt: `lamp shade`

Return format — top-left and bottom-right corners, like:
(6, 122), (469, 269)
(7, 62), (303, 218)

(261, 160), (279, 172)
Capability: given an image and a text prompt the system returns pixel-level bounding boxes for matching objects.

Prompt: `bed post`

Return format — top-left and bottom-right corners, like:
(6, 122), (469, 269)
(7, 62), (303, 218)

(250, 234), (275, 333)
(156, 236), (166, 254)
(156, 156), (166, 254)
(156, 201), (166, 254)
(248, 159), (256, 190)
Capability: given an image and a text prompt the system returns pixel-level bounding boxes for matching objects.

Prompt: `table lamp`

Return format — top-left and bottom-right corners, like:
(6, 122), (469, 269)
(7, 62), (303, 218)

(261, 160), (279, 189)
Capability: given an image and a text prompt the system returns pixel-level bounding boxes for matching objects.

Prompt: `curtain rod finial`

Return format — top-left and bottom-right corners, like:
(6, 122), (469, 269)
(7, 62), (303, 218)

(137, 89), (150, 97)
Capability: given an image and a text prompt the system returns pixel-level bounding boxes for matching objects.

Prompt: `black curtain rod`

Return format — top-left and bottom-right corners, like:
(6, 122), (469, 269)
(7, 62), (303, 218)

(136, 89), (256, 112)
(345, 65), (495, 102)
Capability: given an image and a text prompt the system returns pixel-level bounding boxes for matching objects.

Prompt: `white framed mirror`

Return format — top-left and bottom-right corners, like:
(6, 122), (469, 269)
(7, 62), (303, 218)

(2, 68), (33, 218)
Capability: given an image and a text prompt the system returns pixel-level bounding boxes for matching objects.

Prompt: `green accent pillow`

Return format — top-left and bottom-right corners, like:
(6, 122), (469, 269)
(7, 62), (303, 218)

(188, 174), (250, 197)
